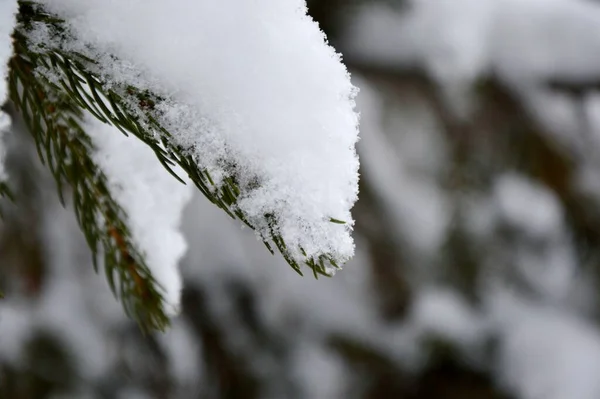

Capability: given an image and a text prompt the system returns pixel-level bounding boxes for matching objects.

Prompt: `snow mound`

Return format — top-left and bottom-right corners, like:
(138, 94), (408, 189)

(34, 0), (360, 272)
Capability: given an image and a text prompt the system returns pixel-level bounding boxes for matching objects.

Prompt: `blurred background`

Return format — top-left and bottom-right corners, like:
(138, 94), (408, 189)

(4, 0), (600, 397)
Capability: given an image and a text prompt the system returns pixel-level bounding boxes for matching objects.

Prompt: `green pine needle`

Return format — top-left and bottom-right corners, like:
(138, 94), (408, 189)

(5, 0), (351, 330)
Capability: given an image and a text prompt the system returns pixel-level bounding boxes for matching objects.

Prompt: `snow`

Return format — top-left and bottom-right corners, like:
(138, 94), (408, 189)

(0, 302), (33, 365)
(292, 342), (350, 399)
(343, 0), (600, 126)
(354, 75), (450, 257)
(32, 0), (360, 271)
(0, 0), (15, 103)
(491, 292), (600, 399)
(409, 288), (486, 351)
(393, 287), (600, 399)
(345, 0), (493, 115)
(342, 5), (600, 394)
(0, 0), (17, 182)
(6, 0), (600, 397)
(345, 0), (600, 85)
(398, 287), (600, 399)
(492, 0), (600, 83)
(0, 117), (198, 383)
(157, 318), (203, 391)
(0, 194), (124, 381)
(493, 174), (563, 239)
(87, 120), (193, 314)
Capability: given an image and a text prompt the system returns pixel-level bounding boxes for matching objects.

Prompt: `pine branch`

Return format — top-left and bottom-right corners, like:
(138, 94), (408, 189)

(9, 14), (169, 331)
(15, 1), (343, 278)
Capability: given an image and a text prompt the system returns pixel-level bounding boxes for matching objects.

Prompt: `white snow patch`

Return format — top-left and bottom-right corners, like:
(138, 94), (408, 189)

(0, 302), (34, 366)
(491, 292), (600, 399)
(0, 0), (15, 104)
(158, 318), (203, 388)
(493, 174), (563, 239)
(345, 0), (600, 86)
(355, 75), (450, 256)
(0, 0), (17, 181)
(410, 288), (486, 350)
(87, 120), (193, 314)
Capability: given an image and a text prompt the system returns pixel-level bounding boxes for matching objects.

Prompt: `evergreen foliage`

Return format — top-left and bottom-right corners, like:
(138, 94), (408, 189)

(1, 1), (347, 330)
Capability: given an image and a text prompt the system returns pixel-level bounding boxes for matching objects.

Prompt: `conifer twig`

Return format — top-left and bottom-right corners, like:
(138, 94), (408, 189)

(9, 20), (169, 331)
(14, 0), (343, 278)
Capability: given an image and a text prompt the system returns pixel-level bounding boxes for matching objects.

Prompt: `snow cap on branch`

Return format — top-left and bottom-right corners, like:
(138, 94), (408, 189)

(35, 0), (360, 271)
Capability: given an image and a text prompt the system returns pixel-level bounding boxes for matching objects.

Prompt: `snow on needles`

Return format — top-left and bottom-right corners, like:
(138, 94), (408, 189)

(0, 0), (17, 181)
(36, 0), (360, 270)
(87, 120), (193, 314)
